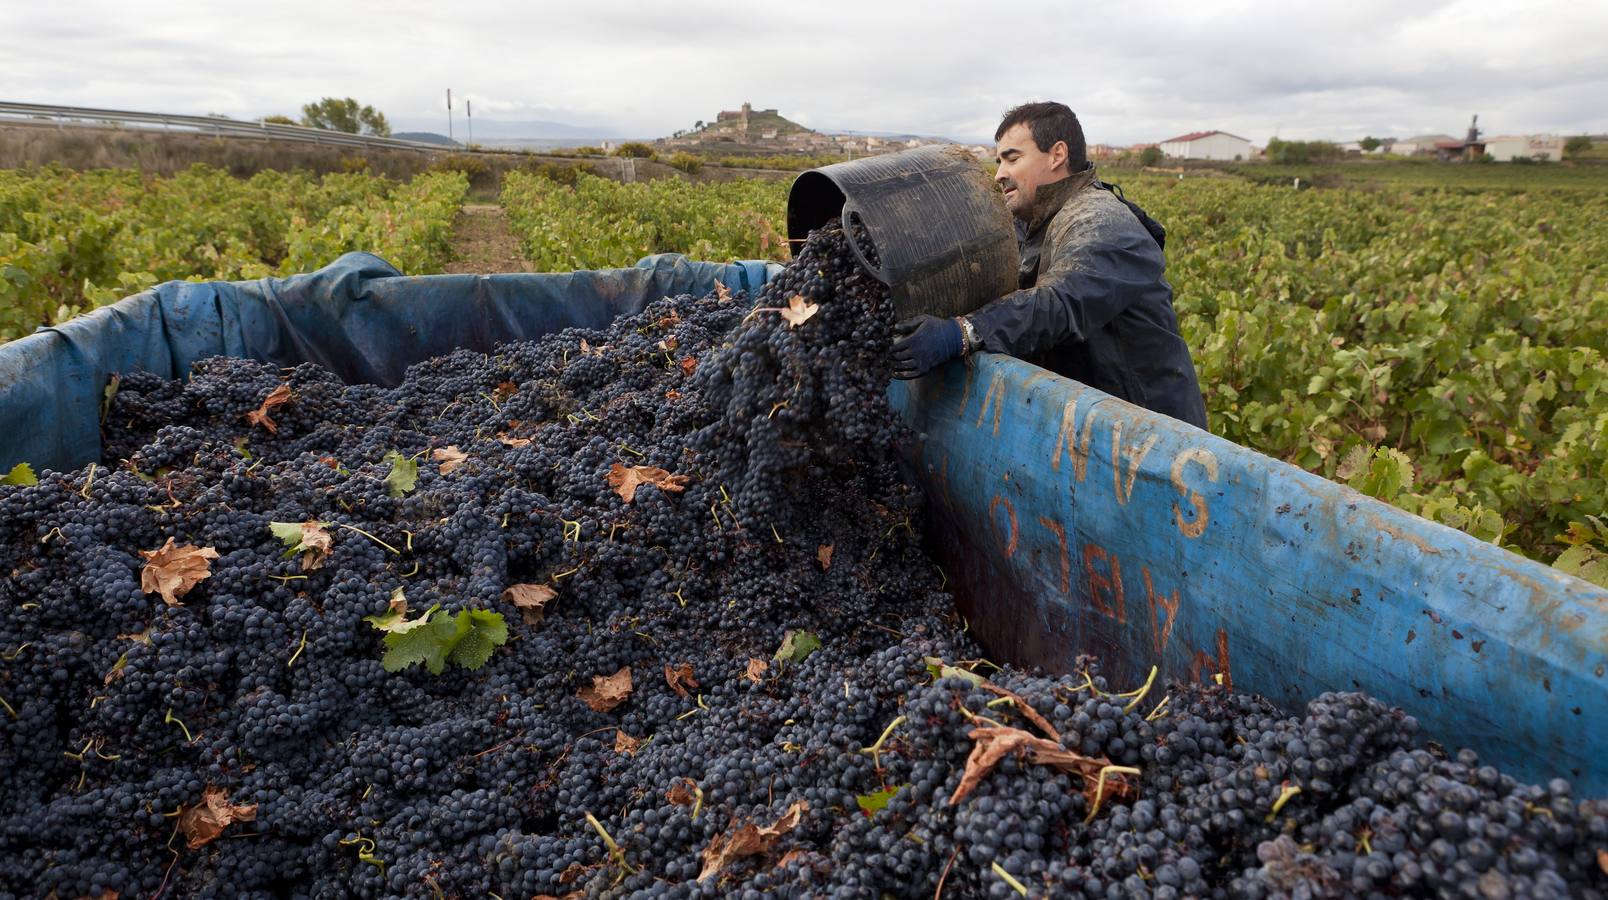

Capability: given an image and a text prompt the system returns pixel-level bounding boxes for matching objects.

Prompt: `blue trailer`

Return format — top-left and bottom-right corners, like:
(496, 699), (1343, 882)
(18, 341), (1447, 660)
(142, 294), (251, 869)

(1, 252), (1603, 794)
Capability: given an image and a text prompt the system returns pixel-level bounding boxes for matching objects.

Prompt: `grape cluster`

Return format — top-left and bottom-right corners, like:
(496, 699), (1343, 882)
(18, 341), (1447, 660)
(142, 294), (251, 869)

(1, 221), (1603, 898)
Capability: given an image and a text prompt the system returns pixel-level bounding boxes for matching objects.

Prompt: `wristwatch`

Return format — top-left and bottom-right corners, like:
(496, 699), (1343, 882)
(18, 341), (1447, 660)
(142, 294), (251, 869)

(955, 316), (980, 356)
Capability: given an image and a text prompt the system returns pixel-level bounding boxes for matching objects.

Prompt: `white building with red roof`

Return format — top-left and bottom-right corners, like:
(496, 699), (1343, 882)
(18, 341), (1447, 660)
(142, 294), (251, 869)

(1158, 130), (1253, 161)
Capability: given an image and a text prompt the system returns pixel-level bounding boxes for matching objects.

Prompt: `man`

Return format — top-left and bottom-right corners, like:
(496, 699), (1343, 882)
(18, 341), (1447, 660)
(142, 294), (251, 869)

(891, 102), (1208, 430)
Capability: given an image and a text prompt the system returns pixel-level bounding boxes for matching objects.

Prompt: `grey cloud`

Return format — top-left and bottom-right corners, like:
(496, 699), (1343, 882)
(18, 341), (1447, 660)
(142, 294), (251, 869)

(3, 0), (1603, 144)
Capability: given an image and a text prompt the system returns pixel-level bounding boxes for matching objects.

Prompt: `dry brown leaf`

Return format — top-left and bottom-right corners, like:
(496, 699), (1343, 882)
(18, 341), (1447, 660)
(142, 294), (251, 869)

(665, 389), (683, 401)
(614, 730), (642, 755)
(656, 312), (682, 329)
(493, 381), (518, 401)
(558, 862), (595, 884)
(744, 658), (769, 683)
(497, 433), (533, 449)
(664, 663), (699, 698)
(503, 583), (557, 625)
(779, 295), (819, 328)
(777, 848), (810, 869)
(244, 384), (292, 433)
(948, 726), (1119, 807)
(578, 666), (633, 712)
(318, 456), (341, 470)
(294, 521), (333, 572)
(657, 335), (680, 352)
(606, 464), (690, 503)
(177, 786), (257, 849)
(714, 280), (732, 303)
(977, 682), (1059, 742)
(432, 446), (468, 474)
(1598, 848), (1608, 876)
(667, 778), (698, 807)
(698, 800), (808, 881)
(139, 538), (220, 605)
(578, 339), (602, 357)
(679, 357), (697, 376)
(816, 544), (833, 571)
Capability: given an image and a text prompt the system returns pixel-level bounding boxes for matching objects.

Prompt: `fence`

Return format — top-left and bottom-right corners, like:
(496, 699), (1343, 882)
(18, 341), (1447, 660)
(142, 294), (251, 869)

(0, 100), (446, 153)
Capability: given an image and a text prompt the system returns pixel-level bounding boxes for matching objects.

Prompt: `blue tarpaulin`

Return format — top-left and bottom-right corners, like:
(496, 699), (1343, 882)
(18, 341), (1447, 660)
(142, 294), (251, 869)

(0, 252), (777, 475)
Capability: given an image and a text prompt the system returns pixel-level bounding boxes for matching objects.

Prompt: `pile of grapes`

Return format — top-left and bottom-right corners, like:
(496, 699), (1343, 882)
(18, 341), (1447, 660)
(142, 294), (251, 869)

(2, 222), (1603, 899)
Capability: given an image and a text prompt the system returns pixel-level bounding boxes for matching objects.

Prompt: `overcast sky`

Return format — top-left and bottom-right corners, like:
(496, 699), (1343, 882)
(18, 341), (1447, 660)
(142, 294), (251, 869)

(4, 0), (1605, 145)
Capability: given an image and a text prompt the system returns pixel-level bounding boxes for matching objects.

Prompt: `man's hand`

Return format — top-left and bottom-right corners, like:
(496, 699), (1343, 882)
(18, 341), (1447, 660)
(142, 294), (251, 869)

(891, 315), (965, 380)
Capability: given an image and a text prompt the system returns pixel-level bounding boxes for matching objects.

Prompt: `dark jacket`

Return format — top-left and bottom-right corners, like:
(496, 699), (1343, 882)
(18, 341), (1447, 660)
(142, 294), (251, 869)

(966, 165), (1208, 430)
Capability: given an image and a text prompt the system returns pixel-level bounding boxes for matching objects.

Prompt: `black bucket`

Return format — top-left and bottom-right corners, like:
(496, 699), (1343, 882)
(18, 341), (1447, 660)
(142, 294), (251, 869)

(786, 146), (1019, 321)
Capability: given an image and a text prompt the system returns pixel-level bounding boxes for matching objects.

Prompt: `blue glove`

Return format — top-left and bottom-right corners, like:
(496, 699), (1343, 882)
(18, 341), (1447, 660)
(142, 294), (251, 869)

(891, 315), (964, 380)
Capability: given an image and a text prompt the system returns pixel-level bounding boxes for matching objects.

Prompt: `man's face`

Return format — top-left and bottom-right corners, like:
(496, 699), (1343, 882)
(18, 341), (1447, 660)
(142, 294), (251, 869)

(995, 123), (1069, 219)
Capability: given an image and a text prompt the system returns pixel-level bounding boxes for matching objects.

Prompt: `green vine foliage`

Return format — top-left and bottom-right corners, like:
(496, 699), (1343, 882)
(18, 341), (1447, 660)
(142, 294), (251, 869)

(1118, 175), (1607, 567)
(0, 165), (466, 342)
(500, 172), (788, 272)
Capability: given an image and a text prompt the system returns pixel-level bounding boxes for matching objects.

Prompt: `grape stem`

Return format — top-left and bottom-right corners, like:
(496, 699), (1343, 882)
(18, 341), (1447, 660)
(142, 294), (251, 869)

(934, 847), (959, 899)
(164, 708), (194, 743)
(584, 811), (636, 876)
(859, 715), (907, 770)
(287, 630), (309, 667)
(1084, 765), (1141, 823)
(336, 523), (401, 555)
(990, 861), (1029, 896)
(1265, 783), (1302, 822)
(1120, 666), (1159, 713)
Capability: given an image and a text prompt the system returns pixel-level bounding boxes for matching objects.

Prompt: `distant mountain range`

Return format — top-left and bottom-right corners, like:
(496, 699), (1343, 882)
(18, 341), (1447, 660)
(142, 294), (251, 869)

(392, 132), (460, 147)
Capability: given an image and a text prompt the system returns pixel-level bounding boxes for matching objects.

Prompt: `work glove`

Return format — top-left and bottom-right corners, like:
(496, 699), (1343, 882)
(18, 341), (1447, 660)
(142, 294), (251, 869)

(891, 315), (964, 380)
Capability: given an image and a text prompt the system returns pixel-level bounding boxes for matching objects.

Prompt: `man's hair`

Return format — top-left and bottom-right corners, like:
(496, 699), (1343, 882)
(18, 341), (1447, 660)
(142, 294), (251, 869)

(995, 102), (1087, 168)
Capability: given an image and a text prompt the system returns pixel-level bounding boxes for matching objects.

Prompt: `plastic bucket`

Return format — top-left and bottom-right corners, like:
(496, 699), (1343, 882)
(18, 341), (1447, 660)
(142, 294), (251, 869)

(786, 146), (1018, 321)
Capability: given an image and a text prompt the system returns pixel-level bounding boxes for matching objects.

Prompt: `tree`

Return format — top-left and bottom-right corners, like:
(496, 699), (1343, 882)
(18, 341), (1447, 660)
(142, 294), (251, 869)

(614, 142), (657, 159)
(1138, 145), (1163, 167)
(1359, 136), (1382, 152)
(300, 98), (390, 137)
(261, 115), (297, 126)
(1564, 135), (1594, 159)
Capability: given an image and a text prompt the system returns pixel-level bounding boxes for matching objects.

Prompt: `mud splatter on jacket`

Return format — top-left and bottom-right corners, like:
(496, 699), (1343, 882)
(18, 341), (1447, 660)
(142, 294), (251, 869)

(967, 164), (1208, 429)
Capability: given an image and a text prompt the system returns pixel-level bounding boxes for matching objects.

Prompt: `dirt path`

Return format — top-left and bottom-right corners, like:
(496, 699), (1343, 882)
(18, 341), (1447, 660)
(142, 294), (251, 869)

(443, 203), (531, 274)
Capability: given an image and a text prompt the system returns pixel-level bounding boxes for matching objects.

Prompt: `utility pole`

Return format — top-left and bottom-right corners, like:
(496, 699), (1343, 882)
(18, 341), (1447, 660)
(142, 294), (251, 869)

(467, 100), (472, 147)
(446, 89), (453, 143)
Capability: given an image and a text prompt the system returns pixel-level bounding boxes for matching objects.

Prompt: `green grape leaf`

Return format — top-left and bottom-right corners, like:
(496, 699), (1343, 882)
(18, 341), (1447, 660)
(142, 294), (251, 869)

(773, 630), (821, 666)
(269, 521), (303, 557)
(101, 373), (121, 424)
(365, 593), (435, 634)
(855, 784), (909, 816)
(380, 614), (457, 674)
(382, 450), (418, 498)
(924, 656), (985, 686)
(1, 462), (38, 486)
(446, 609), (509, 670)
(1554, 545), (1608, 588)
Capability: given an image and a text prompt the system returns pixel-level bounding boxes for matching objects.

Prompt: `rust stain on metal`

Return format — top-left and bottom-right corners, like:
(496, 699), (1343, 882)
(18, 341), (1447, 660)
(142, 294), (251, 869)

(1216, 629), (1233, 691)
(975, 370), (1007, 437)
(1082, 542), (1125, 624)
(989, 494), (1019, 560)
(1142, 567), (1180, 655)
(1052, 396), (1098, 482)
(1037, 516), (1070, 593)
